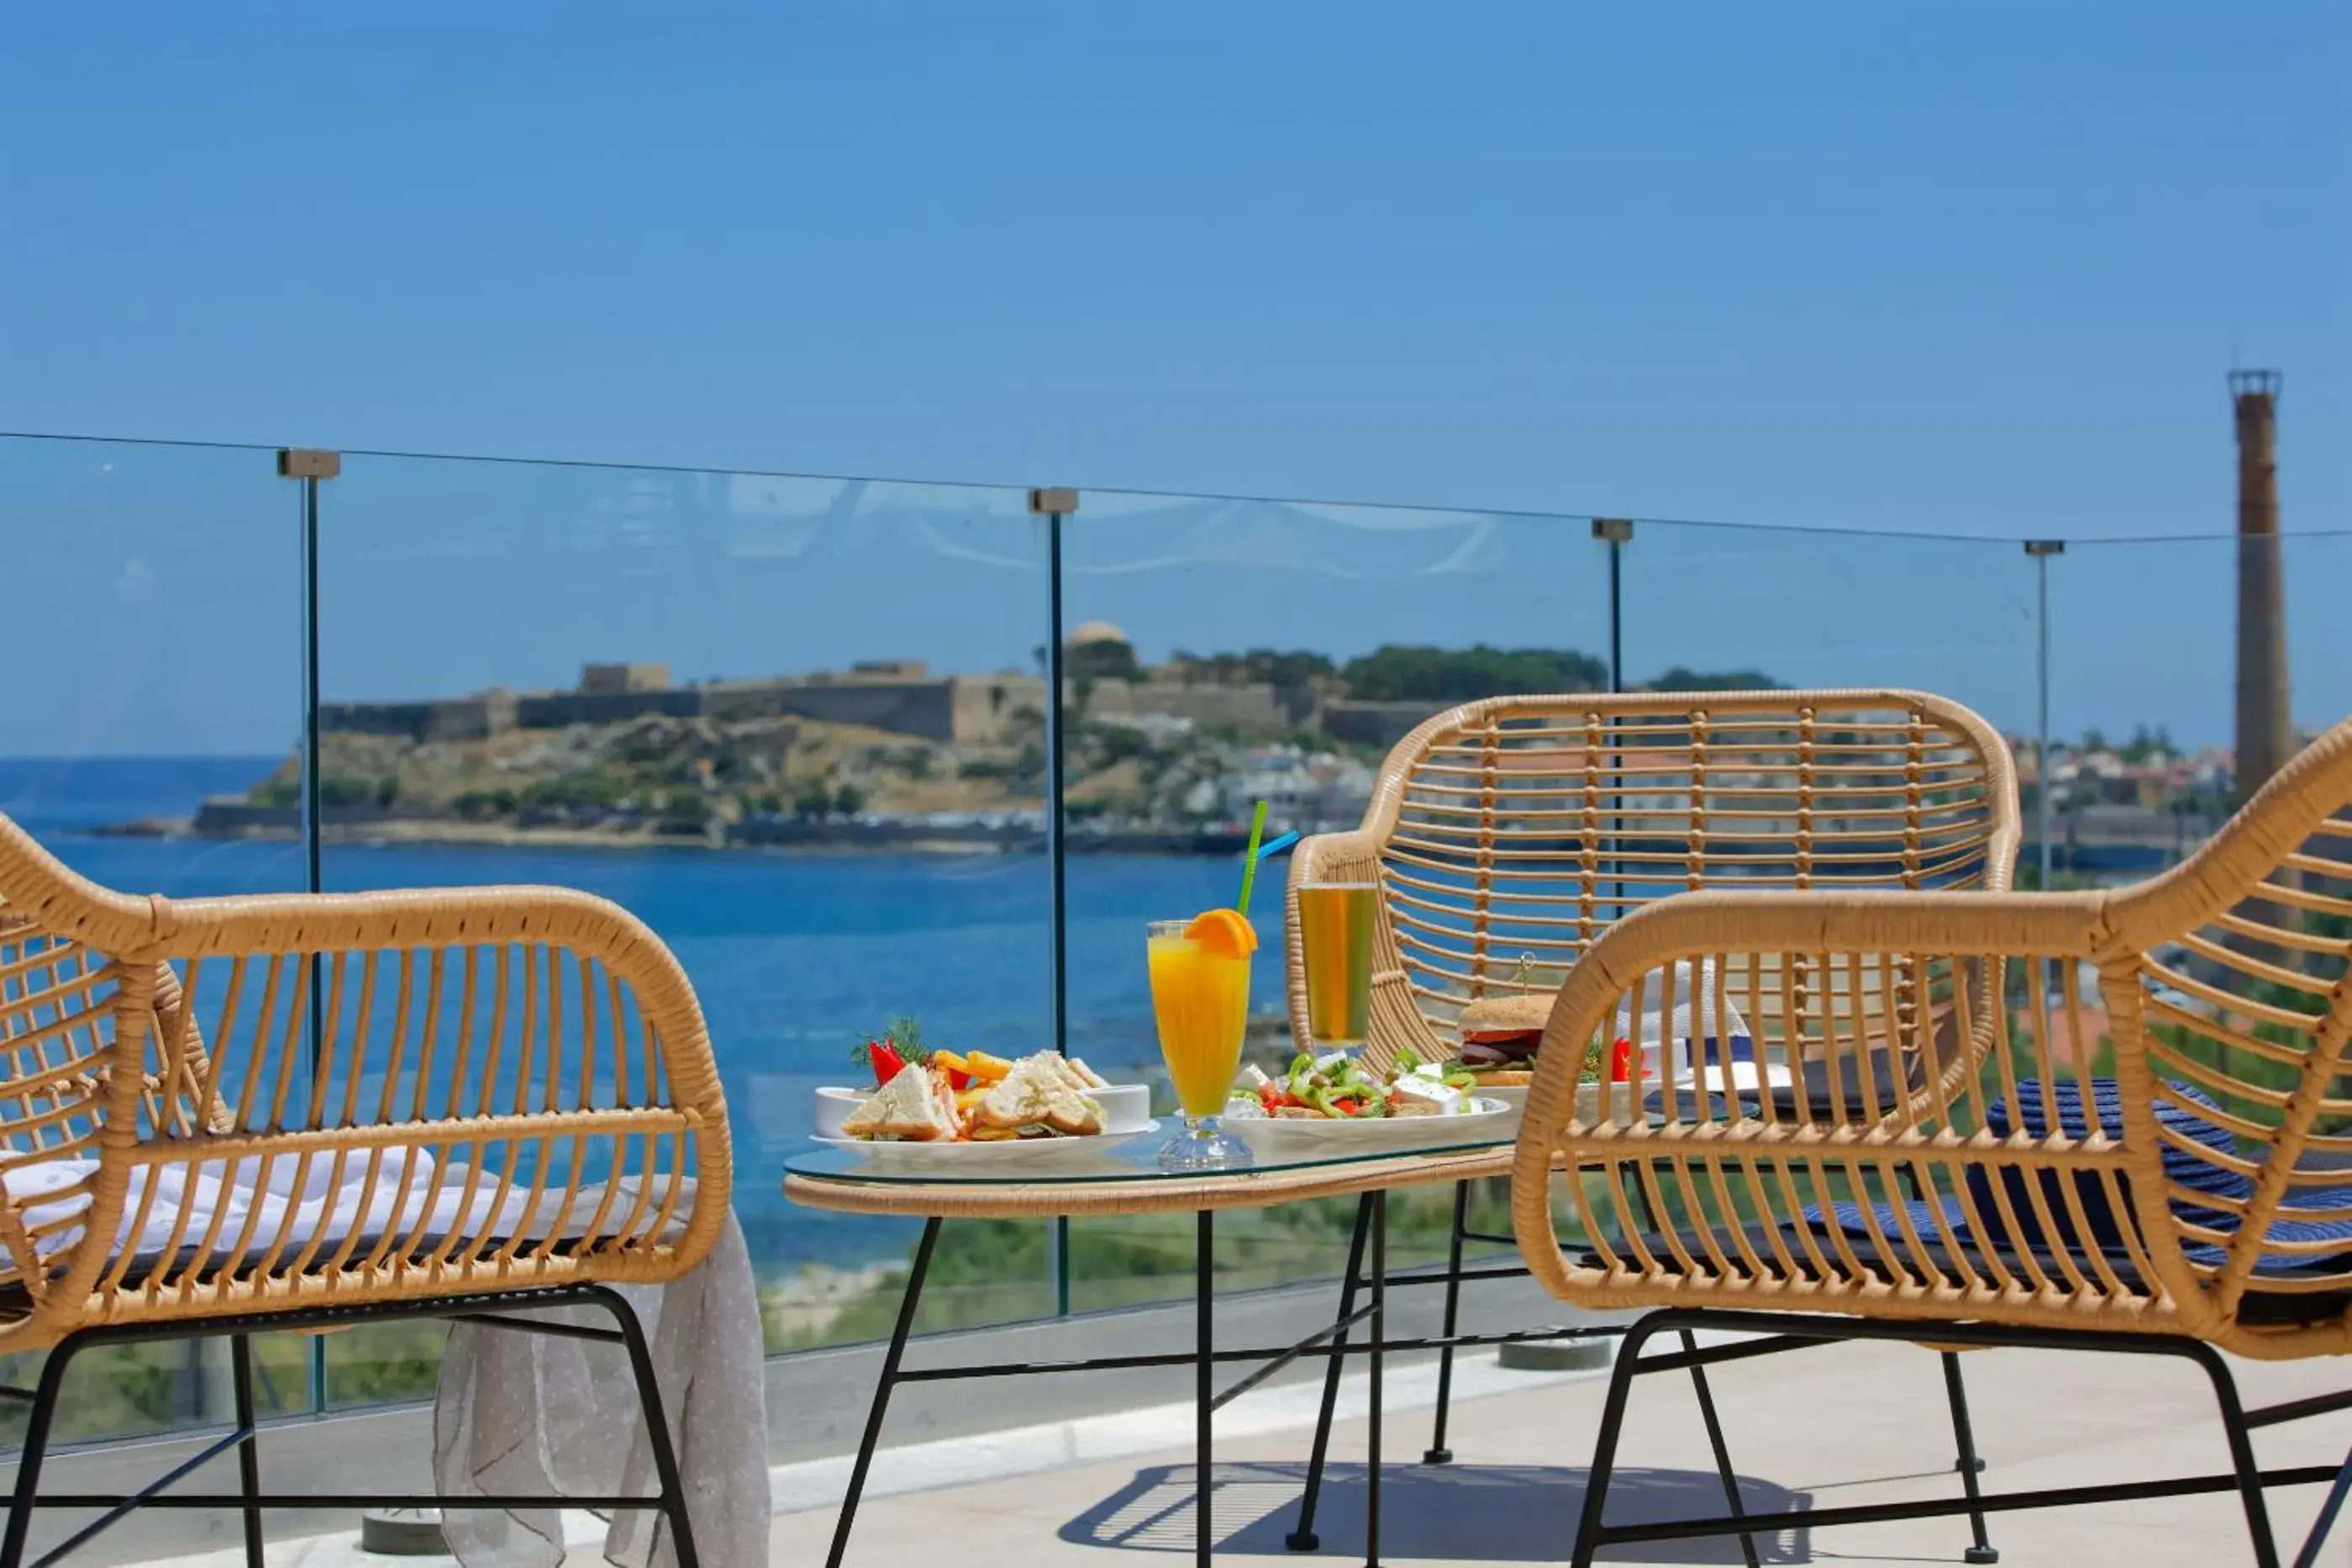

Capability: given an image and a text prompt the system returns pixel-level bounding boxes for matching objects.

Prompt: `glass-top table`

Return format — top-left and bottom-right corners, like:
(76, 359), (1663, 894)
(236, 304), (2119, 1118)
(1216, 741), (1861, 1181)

(784, 1118), (1586, 1568)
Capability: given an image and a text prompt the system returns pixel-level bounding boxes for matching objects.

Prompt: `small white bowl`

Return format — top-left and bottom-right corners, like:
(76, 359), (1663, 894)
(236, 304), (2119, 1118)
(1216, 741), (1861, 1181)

(814, 1079), (1153, 1137)
(813, 1085), (868, 1139)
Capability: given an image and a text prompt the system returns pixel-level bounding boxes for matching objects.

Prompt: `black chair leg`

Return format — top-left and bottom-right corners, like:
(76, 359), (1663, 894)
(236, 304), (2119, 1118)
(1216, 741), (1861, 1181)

(229, 1334), (266, 1568)
(1681, 1330), (1760, 1568)
(1939, 1350), (1997, 1564)
(2186, 1340), (2281, 1568)
(0, 1334), (80, 1568)
(590, 1286), (702, 1568)
(1571, 1313), (1657, 1568)
(1288, 1193), (1375, 1552)
(2291, 1441), (2352, 1568)
(1424, 1181), (1470, 1465)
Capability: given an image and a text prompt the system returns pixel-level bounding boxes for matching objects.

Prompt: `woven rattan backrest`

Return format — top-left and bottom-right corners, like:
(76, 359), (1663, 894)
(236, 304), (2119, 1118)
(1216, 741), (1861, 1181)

(1357, 688), (2018, 1070)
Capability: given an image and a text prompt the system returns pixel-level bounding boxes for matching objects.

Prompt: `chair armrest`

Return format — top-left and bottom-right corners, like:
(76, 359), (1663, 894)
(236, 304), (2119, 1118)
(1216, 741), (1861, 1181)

(1508, 885), (2108, 1304)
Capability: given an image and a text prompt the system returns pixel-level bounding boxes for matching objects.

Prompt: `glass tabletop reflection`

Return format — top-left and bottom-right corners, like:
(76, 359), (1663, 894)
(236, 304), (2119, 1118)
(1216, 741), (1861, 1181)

(783, 1123), (1522, 1187)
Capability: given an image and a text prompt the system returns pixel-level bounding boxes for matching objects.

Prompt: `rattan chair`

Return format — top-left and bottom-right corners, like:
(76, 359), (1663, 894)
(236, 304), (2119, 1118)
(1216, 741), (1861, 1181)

(1513, 715), (2352, 1567)
(1278, 687), (2020, 1552)
(0, 809), (731, 1568)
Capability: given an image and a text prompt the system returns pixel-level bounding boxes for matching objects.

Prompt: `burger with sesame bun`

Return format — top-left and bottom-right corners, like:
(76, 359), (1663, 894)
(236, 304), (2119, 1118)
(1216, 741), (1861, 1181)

(1454, 992), (1555, 1087)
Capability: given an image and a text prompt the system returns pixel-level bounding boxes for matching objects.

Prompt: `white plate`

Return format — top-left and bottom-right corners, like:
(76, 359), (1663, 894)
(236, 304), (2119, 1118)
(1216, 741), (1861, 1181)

(815, 1081), (1154, 1139)
(1228, 1097), (1515, 1157)
(810, 1123), (1159, 1170)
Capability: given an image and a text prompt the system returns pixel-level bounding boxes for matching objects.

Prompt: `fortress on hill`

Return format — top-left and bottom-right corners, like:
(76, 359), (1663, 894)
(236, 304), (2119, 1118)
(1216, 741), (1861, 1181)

(320, 660), (1044, 746)
(316, 632), (1418, 749)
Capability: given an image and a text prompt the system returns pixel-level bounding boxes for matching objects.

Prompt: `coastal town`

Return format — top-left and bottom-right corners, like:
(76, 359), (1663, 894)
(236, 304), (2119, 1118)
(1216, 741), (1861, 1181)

(139, 622), (2255, 870)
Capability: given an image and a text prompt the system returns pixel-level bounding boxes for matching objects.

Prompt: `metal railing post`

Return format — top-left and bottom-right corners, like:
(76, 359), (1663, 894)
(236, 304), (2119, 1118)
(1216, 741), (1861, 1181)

(1594, 519), (1633, 919)
(277, 447), (339, 1416)
(2024, 540), (2064, 891)
(1031, 487), (1080, 1317)
(1593, 518), (1632, 695)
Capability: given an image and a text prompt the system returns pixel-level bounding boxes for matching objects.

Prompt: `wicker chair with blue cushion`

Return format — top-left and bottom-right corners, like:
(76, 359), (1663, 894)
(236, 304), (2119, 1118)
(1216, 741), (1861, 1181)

(1512, 715), (2352, 1567)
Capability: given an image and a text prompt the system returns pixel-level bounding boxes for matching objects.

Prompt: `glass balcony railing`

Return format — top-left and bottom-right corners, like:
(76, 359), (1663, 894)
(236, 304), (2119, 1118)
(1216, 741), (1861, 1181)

(2, 429), (2344, 1444)
(0, 436), (313, 1443)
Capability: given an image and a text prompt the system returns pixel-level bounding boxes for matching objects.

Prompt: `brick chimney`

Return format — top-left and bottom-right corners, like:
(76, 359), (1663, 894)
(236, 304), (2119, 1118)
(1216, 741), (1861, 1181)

(2231, 370), (2291, 806)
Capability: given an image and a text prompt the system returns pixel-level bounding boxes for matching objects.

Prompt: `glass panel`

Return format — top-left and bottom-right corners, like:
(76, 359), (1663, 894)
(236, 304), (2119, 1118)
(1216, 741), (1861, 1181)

(0, 435), (311, 1442)
(1619, 521), (2037, 737)
(1057, 494), (1613, 1311)
(302, 454), (1052, 1393)
(2046, 529), (2352, 885)
(2045, 536), (2236, 881)
(2285, 532), (2351, 755)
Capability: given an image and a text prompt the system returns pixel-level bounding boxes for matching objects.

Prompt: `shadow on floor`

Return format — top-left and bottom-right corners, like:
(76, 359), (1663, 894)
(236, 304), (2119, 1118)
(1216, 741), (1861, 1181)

(1059, 1460), (1814, 1562)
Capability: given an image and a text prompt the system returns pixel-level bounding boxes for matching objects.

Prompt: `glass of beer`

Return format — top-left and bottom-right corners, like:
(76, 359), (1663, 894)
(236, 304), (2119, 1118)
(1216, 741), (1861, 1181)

(1297, 882), (1377, 1047)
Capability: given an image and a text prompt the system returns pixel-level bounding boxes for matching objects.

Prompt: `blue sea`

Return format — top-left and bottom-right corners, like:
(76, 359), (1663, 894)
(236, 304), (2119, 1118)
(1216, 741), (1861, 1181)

(0, 757), (1290, 1274)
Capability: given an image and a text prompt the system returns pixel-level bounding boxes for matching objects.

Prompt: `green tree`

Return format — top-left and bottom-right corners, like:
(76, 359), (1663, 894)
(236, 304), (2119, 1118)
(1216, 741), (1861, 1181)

(659, 787), (709, 827)
(834, 783), (866, 817)
(1243, 648), (1335, 687)
(1644, 666), (1782, 692)
(792, 778), (835, 819)
(1339, 644), (1610, 702)
(1067, 637), (1141, 683)
(318, 775), (377, 809)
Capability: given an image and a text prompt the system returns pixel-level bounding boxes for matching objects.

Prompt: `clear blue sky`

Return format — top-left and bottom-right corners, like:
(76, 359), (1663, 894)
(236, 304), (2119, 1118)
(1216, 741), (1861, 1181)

(1, 2), (2344, 755)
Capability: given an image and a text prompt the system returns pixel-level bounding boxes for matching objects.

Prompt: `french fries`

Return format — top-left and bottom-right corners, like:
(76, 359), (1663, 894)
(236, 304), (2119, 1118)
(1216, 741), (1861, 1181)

(963, 1050), (1017, 1083)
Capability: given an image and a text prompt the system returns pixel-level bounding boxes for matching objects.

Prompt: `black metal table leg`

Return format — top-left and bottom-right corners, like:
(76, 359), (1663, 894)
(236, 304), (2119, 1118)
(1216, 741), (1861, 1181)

(1365, 1191), (1386, 1568)
(1424, 1181), (1469, 1465)
(826, 1218), (941, 1568)
(1197, 1209), (1214, 1568)
(1289, 1192), (1374, 1552)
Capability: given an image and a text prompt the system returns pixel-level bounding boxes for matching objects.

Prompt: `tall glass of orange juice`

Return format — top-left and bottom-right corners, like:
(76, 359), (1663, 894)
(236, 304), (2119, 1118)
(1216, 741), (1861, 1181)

(1148, 915), (1255, 1171)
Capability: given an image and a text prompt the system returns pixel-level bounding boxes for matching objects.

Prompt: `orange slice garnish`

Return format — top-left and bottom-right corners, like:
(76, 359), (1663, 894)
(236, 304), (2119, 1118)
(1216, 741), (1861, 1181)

(1185, 908), (1259, 960)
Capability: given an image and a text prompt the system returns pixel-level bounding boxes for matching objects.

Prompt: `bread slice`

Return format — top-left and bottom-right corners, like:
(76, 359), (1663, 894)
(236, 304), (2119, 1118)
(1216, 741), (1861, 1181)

(842, 1067), (956, 1141)
(1037, 1081), (1102, 1136)
(1060, 1056), (1110, 1090)
(976, 1055), (1103, 1136)
(973, 1057), (1056, 1132)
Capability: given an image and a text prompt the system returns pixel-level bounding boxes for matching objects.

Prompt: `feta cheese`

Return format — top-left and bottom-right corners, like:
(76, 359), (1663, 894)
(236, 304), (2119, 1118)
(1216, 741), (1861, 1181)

(1388, 1067), (1465, 1115)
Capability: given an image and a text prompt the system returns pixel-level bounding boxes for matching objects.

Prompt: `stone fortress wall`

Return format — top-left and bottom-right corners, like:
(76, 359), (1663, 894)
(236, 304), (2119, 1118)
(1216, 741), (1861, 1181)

(318, 641), (1453, 751)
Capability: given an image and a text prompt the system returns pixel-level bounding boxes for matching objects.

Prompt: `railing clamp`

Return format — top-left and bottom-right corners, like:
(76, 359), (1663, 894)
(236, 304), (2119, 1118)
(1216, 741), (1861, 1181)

(276, 450), (341, 481)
